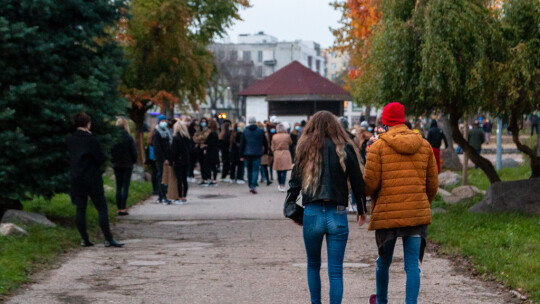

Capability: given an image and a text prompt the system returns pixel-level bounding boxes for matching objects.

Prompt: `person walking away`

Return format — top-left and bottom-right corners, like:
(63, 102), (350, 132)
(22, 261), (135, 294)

(68, 113), (124, 248)
(271, 124), (293, 192)
(111, 118), (137, 216)
(531, 112), (539, 136)
(363, 102), (438, 304)
(203, 120), (220, 186)
(290, 123), (301, 161)
(170, 121), (191, 204)
(230, 122), (245, 184)
(187, 118), (198, 182)
(257, 122), (272, 185)
(153, 115), (173, 204)
(483, 119), (493, 144)
(359, 121), (372, 165)
(219, 121), (233, 183)
(468, 120), (485, 168)
(240, 117), (268, 194)
(285, 111), (367, 304)
(267, 122), (277, 183)
(193, 118), (210, 185)
(426, 120), (448, 173)
(145, 128), (158, 195)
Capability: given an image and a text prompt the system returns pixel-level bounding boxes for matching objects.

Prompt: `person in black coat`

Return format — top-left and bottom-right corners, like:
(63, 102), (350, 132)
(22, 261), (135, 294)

(111, 118), (137, 216)
(152, 115), (172, 203)
(203, 120), (220, 186)
(187, 118), (198, 181)
(169, 121), (191, 202)
(230, 122), (245, 183)
(67, 113), (123, 248)
(219, 121), (232, 182)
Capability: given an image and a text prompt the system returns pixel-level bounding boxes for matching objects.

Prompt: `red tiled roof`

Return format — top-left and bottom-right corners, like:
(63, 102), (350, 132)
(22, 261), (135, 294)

(238, 61), (350, 98)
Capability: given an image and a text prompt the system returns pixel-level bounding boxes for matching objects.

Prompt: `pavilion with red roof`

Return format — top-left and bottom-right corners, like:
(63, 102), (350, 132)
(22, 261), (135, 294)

(238, 61), (351, 124)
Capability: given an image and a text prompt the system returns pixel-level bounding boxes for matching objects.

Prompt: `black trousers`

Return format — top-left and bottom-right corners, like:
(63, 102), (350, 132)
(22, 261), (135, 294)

(149, 161), (158, 195)
(221, 148), (231, 179)
(204, 159), (218, 181)
(71, 192), (113, 242)
(198, 148), (208, 180)
(230, 160), (244, 180)
(114, 167), (132, 210)
(173, 164), (189, 197)
(532, 124), (538, 136)
(188, 150), (197, 178)
(156, 161), (167, 201)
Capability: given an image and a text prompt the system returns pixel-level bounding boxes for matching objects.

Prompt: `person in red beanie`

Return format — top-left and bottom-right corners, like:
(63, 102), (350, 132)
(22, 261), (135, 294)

(364, 102), (439, 304)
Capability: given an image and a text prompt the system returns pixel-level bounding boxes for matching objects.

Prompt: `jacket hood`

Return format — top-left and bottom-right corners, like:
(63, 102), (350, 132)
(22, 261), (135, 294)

(380, 125), (423, 155)
(247, 124), (258, 131)
(430, 120), (438, 128)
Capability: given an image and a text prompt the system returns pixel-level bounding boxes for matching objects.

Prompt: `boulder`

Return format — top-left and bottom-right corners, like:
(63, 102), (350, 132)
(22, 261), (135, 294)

(131, 165), (146, 182)
(0, 223), (28, 236)
(469, 178), (540, 214)
(437, 188), (452, 197)
(443, 196), (464, 204)
(441, 148), (463, 171)
(451, 185), (482, 199)
(501, 158), (520, 168)
(1, 210), (56, 227)
(145, 172), (152, 182)
(438, 171), (462, 187)
(431, 208), (447, 215)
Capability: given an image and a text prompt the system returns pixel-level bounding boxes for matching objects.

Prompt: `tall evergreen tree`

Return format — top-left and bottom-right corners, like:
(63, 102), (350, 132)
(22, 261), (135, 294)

(0, 0), (127, 213)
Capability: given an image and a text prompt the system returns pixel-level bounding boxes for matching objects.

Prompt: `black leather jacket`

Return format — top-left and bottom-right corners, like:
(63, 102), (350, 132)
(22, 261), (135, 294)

(286, 139), (367, 215)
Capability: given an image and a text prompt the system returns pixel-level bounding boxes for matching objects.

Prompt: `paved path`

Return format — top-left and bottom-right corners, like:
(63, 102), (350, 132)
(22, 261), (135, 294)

(8, 181), (513, 304)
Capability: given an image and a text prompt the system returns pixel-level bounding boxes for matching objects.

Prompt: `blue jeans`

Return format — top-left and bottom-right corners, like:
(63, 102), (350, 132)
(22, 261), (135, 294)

(245, 156), (261, 189)
(376, 236), (421, 304)
(277, 170), (287, 186)
(303, 203), (349, 304)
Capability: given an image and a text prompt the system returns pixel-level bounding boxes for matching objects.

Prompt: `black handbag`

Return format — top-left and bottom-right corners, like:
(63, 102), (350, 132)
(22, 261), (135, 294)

(283, 199), (304, 225)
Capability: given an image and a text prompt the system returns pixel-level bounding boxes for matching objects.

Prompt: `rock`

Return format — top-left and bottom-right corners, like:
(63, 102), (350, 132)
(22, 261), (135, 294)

(443, 196), (464, 204)
(0, 223), (28, 236)
(1, 210), (56, 227)
(437, 188), (452, 197)
(469, 178), (540, 214)
(131, 165), (146, 182)
(438, 171), (462, 187)
(451, 185), (482, 199)
(501, 158), (520, 168)
(441, 148), (463, 171)
(145, 172), (152, 182)
(431, 208), (447, 215)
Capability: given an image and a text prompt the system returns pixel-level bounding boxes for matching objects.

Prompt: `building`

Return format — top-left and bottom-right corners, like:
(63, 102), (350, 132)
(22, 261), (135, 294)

(191, 32), (327, 120)
(322, 49), (350, 82)
(239, 61), (351, 126)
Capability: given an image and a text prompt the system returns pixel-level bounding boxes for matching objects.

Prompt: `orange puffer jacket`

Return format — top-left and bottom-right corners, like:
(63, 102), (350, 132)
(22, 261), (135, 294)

(364, 125), (438, 231)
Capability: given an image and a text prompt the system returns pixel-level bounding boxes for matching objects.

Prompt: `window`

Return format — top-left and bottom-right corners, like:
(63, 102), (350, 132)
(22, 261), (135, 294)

(256, 66), (263, 78)
(316, 60), (320, 72)
(331, 74), (335, 80)
(331, 63), (337, 69)
(242, 51), (251, 62)
(258, 51), (263, 62)
(331, 52), (336, 58)
(308, 56), (313, 68)
(230, 50), (238, 61)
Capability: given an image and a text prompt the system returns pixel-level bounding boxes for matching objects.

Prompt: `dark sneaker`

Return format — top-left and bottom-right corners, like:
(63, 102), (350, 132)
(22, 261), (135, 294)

(209, 182), (218, 187)
(198, 181), (208, 187)
(81, 240), (94, 247)
(117, 211), (129, 216)
(105, 239), (124, 248)
(161, 199), (171, 205)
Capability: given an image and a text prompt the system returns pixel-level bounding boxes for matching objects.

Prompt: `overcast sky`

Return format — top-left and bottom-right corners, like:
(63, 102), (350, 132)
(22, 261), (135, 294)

(219, 0), (342, 48)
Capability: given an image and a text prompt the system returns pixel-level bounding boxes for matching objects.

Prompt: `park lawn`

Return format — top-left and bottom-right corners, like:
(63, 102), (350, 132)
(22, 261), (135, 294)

(0, 177), (152, 297)
(430, 165), (540, 302)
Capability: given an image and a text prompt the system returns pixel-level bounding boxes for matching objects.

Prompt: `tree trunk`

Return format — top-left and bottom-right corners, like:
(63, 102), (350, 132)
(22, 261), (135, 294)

(440, 115), (454, 149)
(508, 112), (540, 178)
(449, 112), (501, 184)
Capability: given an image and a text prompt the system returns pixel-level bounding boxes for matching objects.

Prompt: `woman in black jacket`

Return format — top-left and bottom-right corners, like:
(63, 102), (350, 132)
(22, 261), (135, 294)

(170, 121), (191, 203)
(219, 121), (232, 182)
(203, 120), (220, 186)
(111, 118), (137, 216)
(284, 111), (366, 304)
(67, 113), (123, 248)
(230, 122), (245, 184)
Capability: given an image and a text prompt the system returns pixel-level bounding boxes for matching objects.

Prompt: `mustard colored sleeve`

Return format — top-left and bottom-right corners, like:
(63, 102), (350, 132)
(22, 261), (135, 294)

(426, 145), (439, 203)
(363, 142), (382, 197)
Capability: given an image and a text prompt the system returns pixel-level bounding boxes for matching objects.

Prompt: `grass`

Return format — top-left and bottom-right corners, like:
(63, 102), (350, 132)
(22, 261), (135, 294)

(430, 165), (539, 302)
(0, 177), (152, 297)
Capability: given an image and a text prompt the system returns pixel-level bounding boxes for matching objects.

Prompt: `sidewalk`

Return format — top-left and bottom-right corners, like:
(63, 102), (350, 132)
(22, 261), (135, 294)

(7, 181), (514, 303)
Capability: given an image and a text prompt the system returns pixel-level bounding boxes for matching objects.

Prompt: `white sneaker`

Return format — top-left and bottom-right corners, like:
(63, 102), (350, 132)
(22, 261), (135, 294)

(188, 177), (197, 183)
(193, 170), (201, 175)
(171, 200), (184, 205)
(222, 178), (232, 183)
(236, 180), (245, 184)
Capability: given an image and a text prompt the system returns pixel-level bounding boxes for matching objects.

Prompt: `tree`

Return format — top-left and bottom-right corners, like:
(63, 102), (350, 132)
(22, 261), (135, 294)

(119, 0), (249, 164)
(0, 0), (127, 214)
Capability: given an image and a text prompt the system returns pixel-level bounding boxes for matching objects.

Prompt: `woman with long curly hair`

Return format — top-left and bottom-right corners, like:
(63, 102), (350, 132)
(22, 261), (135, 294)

(285, 111), (367, 304)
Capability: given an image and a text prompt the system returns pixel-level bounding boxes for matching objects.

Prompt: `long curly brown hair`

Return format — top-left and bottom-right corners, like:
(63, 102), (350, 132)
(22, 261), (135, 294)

(295, 111), (355, 195)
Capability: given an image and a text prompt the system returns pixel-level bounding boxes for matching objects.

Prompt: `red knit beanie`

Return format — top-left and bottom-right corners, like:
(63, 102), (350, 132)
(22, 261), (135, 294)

(381, 102), (406, 127)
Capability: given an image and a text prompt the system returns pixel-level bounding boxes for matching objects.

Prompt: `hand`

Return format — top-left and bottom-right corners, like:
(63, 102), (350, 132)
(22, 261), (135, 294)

(356, 213), (367, 227)
(240, 158), (244, 161)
